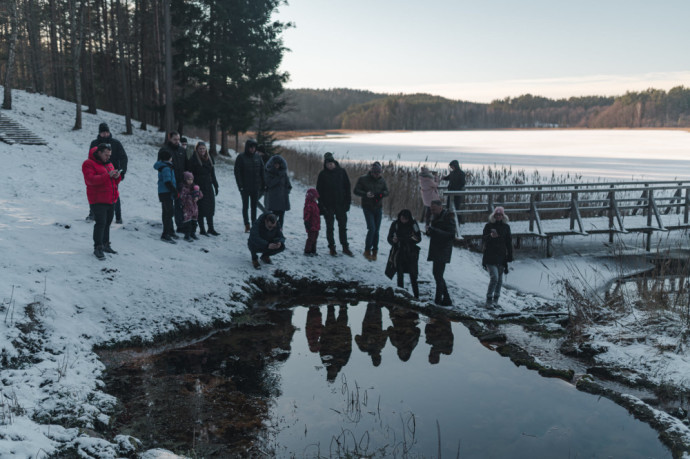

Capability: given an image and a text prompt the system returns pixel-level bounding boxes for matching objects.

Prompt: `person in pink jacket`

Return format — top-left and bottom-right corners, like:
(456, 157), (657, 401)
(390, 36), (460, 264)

(303, 188), (321, 256)
(418, 166), (440, 225)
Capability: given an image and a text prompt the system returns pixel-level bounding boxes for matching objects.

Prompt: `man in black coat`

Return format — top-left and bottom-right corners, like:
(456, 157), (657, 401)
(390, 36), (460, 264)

(87, 122), (128, 223)
(235, 139), (265, 233)
(426, 200), (456, 306)
(442, 159), (466, 225)
(316, 152), (353, 256)
(157, 131), (187, 232)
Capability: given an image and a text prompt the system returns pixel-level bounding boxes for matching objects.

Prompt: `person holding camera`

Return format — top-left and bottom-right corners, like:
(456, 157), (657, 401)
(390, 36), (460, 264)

(87, 123), (128, 223)
(82, 143), (122, 259)
(353, 161), (389, 261)
(482, 206), (513, 305)
(425, 200), (456, 306)
(248, 213), (286, 269)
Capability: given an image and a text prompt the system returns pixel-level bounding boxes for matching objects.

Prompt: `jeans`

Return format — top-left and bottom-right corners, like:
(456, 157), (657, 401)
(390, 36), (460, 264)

(363, 207), (383, 252)
(486, 264), (504, 300)
(271, 210), (285, 229)
(432, 261), (450, 303)
(323, 208), (349, 249)
(241, 191), (260, 226)
(90, 203), (114, 248)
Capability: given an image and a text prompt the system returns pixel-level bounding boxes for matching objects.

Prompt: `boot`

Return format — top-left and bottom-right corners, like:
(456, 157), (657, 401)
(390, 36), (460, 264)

(184, 233), (193, 242)
(252, 259), (261, 269)
(94, 245), (105, 260)
(342, 246), (353, 257)
(329, 247), (337, 256)
(102, 242), (117, 254)
(260, 254), (272, 264)
(363, 249), (371, 260)
(207, 217), (219, 236)
(371, 249), (378, 261)
(199, 219), (208, 236)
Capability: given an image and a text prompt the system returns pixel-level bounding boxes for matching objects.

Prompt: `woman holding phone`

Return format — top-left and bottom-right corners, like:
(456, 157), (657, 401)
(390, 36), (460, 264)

(482, 206), (513, 305)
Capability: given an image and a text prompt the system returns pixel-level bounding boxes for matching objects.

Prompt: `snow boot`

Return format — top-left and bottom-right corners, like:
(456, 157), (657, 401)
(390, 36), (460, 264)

(94, 246), (105, 260)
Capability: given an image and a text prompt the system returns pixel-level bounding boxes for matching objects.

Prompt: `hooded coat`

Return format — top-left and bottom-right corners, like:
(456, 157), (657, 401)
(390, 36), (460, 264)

(304, 188), (321, 232)
(316, 159), (351, 212)
(426, 209), (456, 263)
(386, 209), (421, 277)
(482, 214), (513, 267)
(443, 160), (466, 191)
(157, 141), (187, 190)
(180, 182), (203, 222)
(153, 160), (177, 196)
(82, 147), (121, 205)
(418, 169), (441, 206)
(234, 146), (265, 193)
(264, 155), (291, 212)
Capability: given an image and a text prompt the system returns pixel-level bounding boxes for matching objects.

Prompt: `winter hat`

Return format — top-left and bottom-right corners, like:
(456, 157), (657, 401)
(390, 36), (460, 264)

(306, 188), (319, 201)
(371, 161), (382, 173)
(98, 122), (110, 133)
(180, 137), (188, 144)
(183, 171), (194, 181)
(324, 152), (335, 163)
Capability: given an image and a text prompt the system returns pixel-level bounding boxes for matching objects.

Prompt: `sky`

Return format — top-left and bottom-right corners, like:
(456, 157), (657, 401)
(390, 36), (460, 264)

(275, 0), (690, 102)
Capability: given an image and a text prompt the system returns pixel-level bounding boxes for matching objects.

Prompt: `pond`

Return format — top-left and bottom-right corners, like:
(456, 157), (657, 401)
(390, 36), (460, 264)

(100, 302), (671, 458)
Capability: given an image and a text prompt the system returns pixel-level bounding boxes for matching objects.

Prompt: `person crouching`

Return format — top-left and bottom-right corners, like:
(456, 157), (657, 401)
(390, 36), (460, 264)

(304, 188), (321, 256)
(248, 213), (286, 269)
(180, 171), (203, 241)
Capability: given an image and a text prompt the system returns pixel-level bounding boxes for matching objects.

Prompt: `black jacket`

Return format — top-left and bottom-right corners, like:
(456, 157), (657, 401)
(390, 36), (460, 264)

(353, 173), (389, 210)
(387, 218), (421, 276)
(426, 209), (456, 263)
(187, 153), (218, 218)
(234, 151), (265, 193)
(316, 160), (351, 212)
(482, 221), (513, 267)
(442, 161), (466, 191)
(90, 136), (128, 176)
(248, 213), (286, 252)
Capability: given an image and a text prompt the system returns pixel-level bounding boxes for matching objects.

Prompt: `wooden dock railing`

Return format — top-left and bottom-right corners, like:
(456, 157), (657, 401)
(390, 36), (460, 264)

(441, 180), (690, 256)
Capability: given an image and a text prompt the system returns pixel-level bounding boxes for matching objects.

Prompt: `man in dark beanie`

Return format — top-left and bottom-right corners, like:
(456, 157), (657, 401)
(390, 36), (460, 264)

(316, 152), (353, 256)
(87, 122), (128, 223)
(353, 161), (389, 261)
(235, 138), (265, 233)
(157, 131), (188, 233)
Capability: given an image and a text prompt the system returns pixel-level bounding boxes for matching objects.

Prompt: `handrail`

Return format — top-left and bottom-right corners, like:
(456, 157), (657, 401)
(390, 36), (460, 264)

(445, 179), (687, 190)
(443, 184), (689, 196)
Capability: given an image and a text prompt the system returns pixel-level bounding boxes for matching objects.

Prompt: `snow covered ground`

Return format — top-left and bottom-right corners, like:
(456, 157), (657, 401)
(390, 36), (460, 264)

(0, 89), (689, 457)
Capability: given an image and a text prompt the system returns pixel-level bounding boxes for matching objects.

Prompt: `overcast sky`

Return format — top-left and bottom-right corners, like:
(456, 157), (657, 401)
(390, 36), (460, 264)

(274, 0), (690, 102)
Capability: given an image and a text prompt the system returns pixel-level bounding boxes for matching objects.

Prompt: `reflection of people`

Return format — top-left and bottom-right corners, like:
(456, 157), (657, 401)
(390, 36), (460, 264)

(425, 318), (454, 364)
(319, 305), (352, 382)
(482, 206), (513, 305)
(426, 200), (456, 306)
(385, 209), (421, 298)
(386, 306), (420, 362)
(353, 161), (389, 261)
(354, 303), (388, 366)
(305, 306), (323, 353)
(248, 213), (286, 269)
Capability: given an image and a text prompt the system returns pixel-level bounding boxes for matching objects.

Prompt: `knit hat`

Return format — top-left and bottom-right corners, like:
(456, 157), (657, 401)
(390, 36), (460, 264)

(183, 171), (194, 181)
(324, 152), (335, 163)
(371, 161), (382, 173)
(98, 122), (110, 133)
(180, 137), (188, 144)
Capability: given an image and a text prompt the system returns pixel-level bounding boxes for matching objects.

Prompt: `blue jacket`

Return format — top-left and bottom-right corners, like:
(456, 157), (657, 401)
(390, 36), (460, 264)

(248, 213), (286, 252)
(154, 160), (176, 195)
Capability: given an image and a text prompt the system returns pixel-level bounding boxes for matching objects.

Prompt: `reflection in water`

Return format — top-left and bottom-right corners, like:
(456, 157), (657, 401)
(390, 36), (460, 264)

(101, 303), (671, 458)
(386, 305), (421, 362)
(425, 317), (454, 364)
(354, 303), (388, 366)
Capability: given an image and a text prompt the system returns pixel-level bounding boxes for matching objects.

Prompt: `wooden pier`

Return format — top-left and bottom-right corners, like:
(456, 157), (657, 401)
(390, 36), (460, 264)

(441, 180), (690, 256)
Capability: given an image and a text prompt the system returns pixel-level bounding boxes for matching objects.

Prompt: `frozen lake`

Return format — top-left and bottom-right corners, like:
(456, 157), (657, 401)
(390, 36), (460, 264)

(277, 130), (690, 180)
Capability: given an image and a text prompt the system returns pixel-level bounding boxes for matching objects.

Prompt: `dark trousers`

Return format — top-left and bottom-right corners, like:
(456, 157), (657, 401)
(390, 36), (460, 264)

(271, 210), (286, 229)
(363, 207), (383, 252)
(173, 196), (183, 230)
(323, 208), (349, 249)
(241, 191), (259, 226)
(305, 231), (319, 253)
(184, 220), (197, 235)
(90, 203), (114, 248)
(114, 197), (122, 220)
(397, 269), (419, 298)
(250, 244), (285, 261)
(160, 195), (174, 236)
(432, 261), (450, 303)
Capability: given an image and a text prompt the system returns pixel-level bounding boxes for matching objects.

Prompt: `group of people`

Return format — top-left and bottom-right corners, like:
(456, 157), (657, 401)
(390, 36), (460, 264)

(82, 128), (513, 308)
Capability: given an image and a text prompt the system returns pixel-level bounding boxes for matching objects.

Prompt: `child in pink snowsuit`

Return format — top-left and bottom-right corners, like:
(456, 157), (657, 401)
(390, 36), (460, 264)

(304, 188), (321, 255)
(180, 171), (203, 241)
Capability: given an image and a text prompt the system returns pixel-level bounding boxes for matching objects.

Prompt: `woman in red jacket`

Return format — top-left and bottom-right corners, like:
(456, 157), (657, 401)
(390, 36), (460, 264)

(82, 143), (121, 260)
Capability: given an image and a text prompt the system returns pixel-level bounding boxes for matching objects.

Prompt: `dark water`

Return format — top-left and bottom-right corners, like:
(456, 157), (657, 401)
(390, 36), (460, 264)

(101, 303), (671, 458)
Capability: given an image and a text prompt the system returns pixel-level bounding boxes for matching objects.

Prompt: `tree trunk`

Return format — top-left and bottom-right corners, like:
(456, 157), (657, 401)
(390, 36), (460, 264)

(2, 0), (19, 110)
(116, 0), (132, 134)
(70, 0), (84, 129)
(25, 0), (45, 93)
(209, 122), (217, 157)
(220, 128), (228, 156)
(163, 0), (174, 133)
(85, 2), (97, 114)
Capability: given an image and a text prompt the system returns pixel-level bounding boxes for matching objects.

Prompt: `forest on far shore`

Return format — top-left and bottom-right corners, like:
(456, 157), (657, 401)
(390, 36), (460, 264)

(274, 86), (690, 131)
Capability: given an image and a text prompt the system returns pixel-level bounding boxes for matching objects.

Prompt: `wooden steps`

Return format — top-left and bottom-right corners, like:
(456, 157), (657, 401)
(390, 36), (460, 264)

(0, 113), (47, 145)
